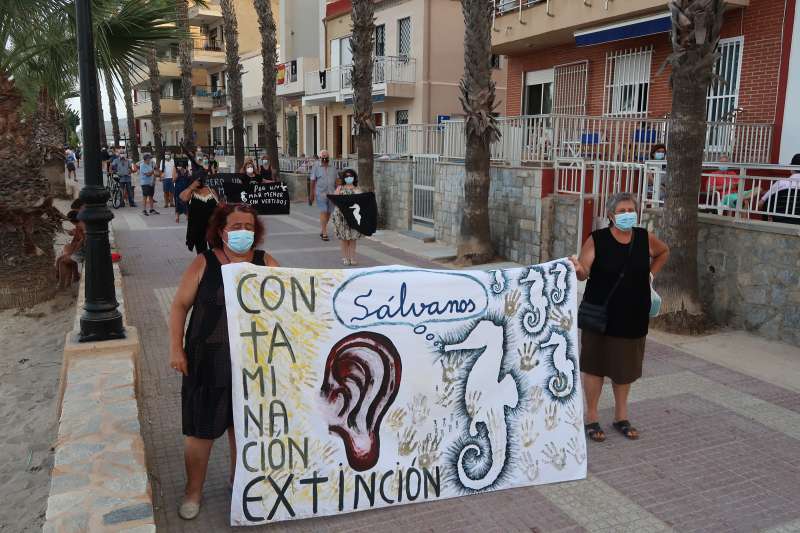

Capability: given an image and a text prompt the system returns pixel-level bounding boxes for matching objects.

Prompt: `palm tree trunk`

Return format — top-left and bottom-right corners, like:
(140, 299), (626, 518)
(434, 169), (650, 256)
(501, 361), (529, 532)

(121, 69), (139, 162)
(221, 0), (245, 169)
(95, 68), (108, 146)
(178, 0), (194, 150)
(33, 89), (69, 198)
(147, 48), (164, 162)
(351, 0), (375, 190)
(656, 0), (724, 331)
(0, 72), (62, 309)
(457, 0), (499, 265)
(254, 0), (280, 179)
(104, 70), (121, 146)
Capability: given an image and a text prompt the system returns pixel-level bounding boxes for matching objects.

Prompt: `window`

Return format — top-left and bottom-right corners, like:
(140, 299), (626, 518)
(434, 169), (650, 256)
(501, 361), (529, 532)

(398, 17), (412, 57)
(603, 47), (652, 117)
(375, 25), (385, 57)
(491, 54), (502, 70)
(707, 37), (743, 123)
(257, 123), (266, 148)
(395, 110), (409, 125)
(553, 61), (588, 115)
(210, 73), (219, 92)
(331, 36), (352, 67)
(523, 69), (553, 116)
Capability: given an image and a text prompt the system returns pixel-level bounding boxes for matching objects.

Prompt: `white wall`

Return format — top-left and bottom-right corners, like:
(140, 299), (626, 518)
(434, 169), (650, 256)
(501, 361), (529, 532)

(280, 0), (321, 61)
(780, 4), (800, 164)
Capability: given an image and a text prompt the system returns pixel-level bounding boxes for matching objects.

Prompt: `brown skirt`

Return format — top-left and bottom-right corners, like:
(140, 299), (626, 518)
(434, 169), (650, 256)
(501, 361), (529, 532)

(580, 329), (646, 385)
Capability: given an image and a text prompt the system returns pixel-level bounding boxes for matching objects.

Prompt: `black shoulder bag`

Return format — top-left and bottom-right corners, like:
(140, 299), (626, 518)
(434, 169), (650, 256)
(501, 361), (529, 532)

(577, 232), (635, 334)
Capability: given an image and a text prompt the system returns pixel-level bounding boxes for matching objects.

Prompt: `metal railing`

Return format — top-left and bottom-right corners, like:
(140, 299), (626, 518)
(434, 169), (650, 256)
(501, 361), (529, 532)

(278, 157), (355, 173)
(192, 38), (223, 52)
(374, 114), (774, 165)
(305, 56), (416, 97)
(554, 158), (800, 226)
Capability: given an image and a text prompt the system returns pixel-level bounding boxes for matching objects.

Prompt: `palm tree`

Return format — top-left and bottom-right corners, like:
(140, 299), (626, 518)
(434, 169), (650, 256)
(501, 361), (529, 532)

(456, 0), (500, 265)
(0, 0), (184, 309)
(177, 0), (194, 149)
(254, 0), (280, 178)
(147, 46), (164, 161)
(220, 0), (244, 168)
(121, 69), (140, 161)
(104, 68), (121, 146)
(656, 0), (724, 331)
(96, 69), (108, 145)
(350, 0), (375, 191)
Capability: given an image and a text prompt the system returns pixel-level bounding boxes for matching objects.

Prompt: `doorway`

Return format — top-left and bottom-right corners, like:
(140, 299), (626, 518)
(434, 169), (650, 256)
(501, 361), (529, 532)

(287, 114), (298, 157)
(333, 116), (343, 159)
(304, 114), (318, 157)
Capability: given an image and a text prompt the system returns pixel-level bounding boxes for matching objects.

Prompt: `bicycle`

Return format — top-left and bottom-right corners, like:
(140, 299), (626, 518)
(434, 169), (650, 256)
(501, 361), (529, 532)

(106, 174), (123, 209)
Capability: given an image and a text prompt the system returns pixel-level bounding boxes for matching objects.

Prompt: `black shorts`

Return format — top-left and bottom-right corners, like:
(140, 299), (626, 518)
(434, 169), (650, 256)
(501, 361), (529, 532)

(66, 163), (76, 171)
(141, 185), (155, 197)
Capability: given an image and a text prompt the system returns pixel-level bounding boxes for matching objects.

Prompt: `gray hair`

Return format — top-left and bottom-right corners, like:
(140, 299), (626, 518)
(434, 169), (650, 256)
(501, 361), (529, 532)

(606, 192), (640, 218)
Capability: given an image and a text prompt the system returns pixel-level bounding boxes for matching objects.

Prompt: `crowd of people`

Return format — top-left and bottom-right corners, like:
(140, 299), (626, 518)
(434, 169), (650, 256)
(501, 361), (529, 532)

(60, 141), (798, 521)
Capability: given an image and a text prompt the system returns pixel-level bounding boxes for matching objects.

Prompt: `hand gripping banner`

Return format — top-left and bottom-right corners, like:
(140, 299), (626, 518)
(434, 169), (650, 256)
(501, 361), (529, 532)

(222, 260), (586, 526)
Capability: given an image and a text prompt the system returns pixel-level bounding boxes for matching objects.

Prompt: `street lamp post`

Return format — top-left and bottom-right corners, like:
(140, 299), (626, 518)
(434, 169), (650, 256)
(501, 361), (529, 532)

(75, 0), (125, 342)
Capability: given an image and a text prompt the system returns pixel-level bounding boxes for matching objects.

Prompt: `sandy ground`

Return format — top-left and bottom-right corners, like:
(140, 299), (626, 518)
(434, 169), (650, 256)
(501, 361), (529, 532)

(0, 197), (78, 532)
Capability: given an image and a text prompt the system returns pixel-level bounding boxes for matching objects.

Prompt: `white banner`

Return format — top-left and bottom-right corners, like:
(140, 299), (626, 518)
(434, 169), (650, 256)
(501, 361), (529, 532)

(222, 260), (585, 526)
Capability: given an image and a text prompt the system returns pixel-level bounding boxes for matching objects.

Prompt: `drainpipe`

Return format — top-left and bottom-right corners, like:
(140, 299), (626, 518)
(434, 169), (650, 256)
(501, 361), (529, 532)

(423, 0), (431, 123)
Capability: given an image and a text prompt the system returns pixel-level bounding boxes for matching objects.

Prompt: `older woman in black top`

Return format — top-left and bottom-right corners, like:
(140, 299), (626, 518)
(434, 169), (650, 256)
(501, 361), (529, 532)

(169, 203), (279, 520)
(570, 192), (669, 442)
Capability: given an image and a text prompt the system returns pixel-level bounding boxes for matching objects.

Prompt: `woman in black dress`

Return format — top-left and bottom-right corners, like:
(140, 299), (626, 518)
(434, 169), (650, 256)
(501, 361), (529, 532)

(169, 203), (279, 520)
(179, 146), (218, 253)
(570, 192), (669, 443)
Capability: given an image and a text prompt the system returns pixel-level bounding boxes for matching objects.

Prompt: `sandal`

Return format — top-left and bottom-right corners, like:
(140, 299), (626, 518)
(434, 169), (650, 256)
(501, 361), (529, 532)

(612, 419), (639, 440)
(322, 234), (329, 241)
(584, 422), (606, 442)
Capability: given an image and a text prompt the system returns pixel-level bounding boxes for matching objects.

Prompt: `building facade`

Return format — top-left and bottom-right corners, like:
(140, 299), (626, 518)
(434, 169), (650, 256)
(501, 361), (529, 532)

(133, 0), (279, 151)
(296, 0), (507, 159)
(492, 0), (796, 163)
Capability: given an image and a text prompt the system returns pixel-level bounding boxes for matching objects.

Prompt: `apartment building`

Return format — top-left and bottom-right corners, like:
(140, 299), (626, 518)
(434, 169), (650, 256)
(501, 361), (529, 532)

(491, 0), (797, 163)
(133, 0), (278, 150)
(294, 0), (507, 159)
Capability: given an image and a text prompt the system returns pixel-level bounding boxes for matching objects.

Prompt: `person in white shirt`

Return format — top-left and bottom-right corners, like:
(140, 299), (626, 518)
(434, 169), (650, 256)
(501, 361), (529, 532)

(161, 153), (177, 208)
(759, 153), (800, 224)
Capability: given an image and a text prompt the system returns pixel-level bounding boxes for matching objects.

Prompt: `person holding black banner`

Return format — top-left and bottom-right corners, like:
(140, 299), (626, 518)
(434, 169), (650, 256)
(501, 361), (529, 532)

(569, 192), (668, 443)
(257, 156), (274, 182)
(168, 203), (279, 520)
(331, 168), (364, 265)
(179, 174), (218, 254)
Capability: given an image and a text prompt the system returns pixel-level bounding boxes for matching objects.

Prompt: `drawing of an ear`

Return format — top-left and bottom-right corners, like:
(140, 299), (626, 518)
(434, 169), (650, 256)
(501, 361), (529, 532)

(320, 332), (402, 471)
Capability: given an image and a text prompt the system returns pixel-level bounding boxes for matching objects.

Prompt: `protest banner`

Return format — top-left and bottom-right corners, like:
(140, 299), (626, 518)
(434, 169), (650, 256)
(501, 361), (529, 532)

(222, 260), (585, 526)
(204, 174), (290, 215)
(326, 192), (378, 236)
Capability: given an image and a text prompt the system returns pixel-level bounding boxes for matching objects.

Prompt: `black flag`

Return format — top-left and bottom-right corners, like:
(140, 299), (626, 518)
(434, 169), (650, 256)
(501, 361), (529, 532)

(327, 192), (378, 236)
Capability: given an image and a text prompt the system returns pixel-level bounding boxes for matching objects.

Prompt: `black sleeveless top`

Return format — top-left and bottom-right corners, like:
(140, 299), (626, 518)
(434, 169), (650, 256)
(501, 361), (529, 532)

(583, 227), (651, 338)
(185, 194), (217, 252)
(184, 249), (266, 386)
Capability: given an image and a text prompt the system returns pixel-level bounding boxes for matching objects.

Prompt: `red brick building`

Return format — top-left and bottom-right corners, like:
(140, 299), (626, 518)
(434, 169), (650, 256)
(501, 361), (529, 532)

(492, 0), (797, 162)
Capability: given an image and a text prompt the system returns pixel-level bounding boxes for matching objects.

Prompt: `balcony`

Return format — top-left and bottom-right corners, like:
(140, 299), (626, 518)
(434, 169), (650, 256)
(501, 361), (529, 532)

(132, 87), (215, 118)
(491, 0), (748, 54)
(302, 56), (416, 105)
(276, 57), (320, 98)
(192, 38), (225, 68)
(188, 0), (222, 25)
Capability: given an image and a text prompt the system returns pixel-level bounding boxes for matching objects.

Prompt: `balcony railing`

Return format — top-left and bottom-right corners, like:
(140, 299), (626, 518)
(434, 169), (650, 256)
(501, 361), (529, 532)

(192, 38), (223, 52)
(374, 114), (774, 165)
(304, 56), (416, 97)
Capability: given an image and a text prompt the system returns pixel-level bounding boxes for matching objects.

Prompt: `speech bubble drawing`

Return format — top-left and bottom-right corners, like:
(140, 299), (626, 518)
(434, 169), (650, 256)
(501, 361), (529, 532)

(333, 268), (489, 330)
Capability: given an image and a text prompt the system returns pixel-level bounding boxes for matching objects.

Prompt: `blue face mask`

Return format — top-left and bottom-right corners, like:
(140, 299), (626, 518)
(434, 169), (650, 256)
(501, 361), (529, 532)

(654, 152), (665, 161)
(614, 212), (637, 231)
(718, 165), (729, 171)
(225, 230), (254, 253)
(344, 176), (355, 185)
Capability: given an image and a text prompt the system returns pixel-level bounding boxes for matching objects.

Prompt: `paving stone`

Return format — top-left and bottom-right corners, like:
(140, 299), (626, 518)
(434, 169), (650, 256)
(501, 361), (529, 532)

(102, 502), (154, 525)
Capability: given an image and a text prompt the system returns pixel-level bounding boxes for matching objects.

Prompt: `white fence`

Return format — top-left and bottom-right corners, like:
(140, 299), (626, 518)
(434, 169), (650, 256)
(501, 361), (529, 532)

(374, 114), (774, 165)
(305, 56), (416, 97)
(278, 157), (354, 174)
(554, 158), (800, 226)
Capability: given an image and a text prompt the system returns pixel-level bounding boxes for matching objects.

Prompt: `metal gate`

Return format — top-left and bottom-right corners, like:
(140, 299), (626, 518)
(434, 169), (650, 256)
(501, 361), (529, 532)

(412, 155), (437, 223)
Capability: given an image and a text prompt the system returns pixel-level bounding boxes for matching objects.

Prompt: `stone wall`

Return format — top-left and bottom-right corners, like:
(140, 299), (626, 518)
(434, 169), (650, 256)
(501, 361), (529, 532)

(434, 163), (544, 265)
(642, 211), (800, 347)
(282, 171), (309, 203)
(373, 159), (413, 231)
(45, 229), (153, 532)
(543, 194), (582, 262)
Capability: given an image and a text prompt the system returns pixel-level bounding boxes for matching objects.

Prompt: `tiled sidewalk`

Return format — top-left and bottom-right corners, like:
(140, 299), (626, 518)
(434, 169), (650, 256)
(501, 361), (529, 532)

(112, 201), (800, 533)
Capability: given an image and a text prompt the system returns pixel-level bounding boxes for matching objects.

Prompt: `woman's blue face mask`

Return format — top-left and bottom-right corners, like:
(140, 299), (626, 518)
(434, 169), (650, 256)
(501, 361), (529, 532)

(654, 152), (666, 161)
(614, 211), (637, 231)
